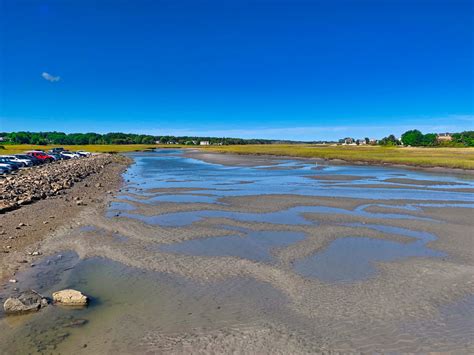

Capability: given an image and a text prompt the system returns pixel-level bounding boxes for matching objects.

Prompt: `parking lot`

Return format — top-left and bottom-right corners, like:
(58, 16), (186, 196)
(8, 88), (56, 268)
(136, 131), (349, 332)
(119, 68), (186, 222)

(0, 148), (91, 175)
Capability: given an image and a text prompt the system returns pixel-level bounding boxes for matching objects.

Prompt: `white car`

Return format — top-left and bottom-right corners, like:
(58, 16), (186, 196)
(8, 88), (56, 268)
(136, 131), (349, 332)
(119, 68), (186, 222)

(0, 163), (13, 172)
(2, 155), (33, 167)
(76, 151), (92, 157)
(60, 151), (80, 159)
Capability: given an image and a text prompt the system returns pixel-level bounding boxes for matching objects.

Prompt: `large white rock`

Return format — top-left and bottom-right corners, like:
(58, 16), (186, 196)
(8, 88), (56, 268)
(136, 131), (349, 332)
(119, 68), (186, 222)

(52, 289), (88, 306)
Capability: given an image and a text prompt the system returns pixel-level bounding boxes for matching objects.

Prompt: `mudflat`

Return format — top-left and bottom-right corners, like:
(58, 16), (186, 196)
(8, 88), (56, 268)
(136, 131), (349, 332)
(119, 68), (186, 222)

(0, 149), (473, 353)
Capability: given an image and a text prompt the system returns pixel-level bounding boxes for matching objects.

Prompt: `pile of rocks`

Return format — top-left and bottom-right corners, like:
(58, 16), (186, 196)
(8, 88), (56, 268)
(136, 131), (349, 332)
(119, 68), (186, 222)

(0, 154), (118, 213)
(3, 289), (89, 314)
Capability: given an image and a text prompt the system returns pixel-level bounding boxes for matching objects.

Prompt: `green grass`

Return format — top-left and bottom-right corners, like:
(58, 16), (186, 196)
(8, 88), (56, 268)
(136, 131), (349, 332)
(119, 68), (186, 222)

(4, 143), (473, 169)
(0, 144), (184, 154)
(199, 144), (474, 170)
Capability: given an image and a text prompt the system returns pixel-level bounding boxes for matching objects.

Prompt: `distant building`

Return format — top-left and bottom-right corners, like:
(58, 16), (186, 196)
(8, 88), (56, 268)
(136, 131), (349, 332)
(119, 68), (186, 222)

(0, 137), (5, 142)
(369, 138), (378, 145)
(342, 137), (355, 145)
(200, 141), (210, 146)
(437, 133), (452, 142)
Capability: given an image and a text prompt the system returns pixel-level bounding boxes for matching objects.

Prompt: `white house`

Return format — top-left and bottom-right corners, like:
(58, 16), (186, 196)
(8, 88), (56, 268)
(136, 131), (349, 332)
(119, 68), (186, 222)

(200, 141), (210, 146)
(437, 133), (452, 142)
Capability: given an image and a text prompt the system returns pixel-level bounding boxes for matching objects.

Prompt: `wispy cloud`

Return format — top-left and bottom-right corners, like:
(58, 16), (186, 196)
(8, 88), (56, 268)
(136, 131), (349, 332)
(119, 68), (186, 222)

(41, 72), (61, 82)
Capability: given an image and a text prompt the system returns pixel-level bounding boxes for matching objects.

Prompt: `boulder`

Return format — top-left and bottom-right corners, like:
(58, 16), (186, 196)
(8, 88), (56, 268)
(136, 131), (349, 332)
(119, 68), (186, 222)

(52, 289), (88, 306)
(3, 290), (48, 314)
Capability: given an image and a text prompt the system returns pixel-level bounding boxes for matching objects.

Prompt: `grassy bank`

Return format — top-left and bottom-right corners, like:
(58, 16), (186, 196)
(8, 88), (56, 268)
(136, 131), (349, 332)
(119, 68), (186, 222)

(0, 144), (184, 154)
(199, 145), (474, 170)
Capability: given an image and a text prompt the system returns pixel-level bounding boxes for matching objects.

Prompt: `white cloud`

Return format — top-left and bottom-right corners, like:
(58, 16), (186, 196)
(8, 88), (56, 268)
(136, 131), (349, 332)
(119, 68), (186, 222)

(41, 72), (61, 82)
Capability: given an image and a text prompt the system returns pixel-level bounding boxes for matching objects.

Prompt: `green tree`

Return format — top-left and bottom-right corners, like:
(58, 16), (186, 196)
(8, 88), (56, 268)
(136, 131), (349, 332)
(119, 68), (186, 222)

(401, 130), (423, 146)
(421, 133), (438, 146)
(452, 131), (474, 146)
(379, 134), (400, 146)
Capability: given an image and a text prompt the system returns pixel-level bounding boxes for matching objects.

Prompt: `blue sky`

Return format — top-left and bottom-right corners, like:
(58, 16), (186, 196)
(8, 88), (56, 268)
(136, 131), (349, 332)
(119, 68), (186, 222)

(0, 0), (472, 140)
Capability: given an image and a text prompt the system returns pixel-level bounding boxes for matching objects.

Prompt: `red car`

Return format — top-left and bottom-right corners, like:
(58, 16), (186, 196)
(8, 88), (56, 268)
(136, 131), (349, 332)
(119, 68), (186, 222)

(26, 151), (54, 163)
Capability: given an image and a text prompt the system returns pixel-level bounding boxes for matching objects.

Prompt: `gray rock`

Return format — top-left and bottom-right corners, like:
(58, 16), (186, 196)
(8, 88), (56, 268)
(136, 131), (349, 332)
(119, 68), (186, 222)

(3, 290), (48, 314)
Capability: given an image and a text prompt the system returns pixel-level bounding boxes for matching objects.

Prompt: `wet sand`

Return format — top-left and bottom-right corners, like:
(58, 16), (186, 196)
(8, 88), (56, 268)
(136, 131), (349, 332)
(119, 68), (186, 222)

(0, 149), (473, 353)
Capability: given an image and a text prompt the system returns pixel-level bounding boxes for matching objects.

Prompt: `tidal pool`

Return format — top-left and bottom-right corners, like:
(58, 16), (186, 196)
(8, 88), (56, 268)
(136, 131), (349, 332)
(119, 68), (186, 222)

(0, 253), (288, 354)
(160, 229), (307, 263)
(294, 236), (445, 283)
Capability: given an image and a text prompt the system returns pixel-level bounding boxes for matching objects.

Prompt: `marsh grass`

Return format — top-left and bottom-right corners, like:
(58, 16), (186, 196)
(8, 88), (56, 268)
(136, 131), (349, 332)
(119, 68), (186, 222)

(4, 143), (473, 169)
(200, 144), (474, 170)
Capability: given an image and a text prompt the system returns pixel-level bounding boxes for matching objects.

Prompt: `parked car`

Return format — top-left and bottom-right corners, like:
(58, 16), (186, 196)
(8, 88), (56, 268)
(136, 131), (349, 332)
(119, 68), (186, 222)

(0, 166), (9, 174)
(59, 154), (71, 160)
(0, 157), (25, 168)
(0, 159), (20, 171)
(76, 151), (91, 157)
(15, 154), (42, 166)
(48, 153), (64, 160)
(1, 155), (33, 167)
(0, 162), (14, 173)
(60, 151), (80, 159)
(50, 147), (65, 153)
(26, 151), (54, 163)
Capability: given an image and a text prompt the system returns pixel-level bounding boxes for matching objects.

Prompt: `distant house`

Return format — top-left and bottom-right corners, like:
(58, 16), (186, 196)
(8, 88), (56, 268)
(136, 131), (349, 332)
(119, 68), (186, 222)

(437, 133), (452, 142)
(200, 141), (210, 146)
(369, 138), (378, 145)
(342, 137), (356, 145)
(0, 137), (5, 142)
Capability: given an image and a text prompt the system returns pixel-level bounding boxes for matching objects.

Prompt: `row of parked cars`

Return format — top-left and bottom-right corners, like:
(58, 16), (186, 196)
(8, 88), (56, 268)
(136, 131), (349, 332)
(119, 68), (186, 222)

(0, 148), (91, 175)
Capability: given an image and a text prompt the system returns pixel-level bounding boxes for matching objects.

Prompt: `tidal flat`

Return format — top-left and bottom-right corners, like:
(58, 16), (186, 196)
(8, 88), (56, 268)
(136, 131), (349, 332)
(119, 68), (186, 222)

(0, 149), (473, 353)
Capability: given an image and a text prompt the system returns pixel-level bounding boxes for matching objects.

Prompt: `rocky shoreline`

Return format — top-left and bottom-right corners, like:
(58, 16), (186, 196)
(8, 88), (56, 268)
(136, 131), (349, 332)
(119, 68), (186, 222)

(0, 154), (131, 282)
(0, 154), (129, 213)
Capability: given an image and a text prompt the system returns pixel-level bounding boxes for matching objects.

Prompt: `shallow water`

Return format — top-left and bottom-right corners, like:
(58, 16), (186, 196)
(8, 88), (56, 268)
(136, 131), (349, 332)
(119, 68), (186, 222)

(294, 237), (445, 283)
(161, 229), (307, 263)
(115, 203), (437, 227)
(1, 149), (473, 353)
(0, 254), (288, 354)
(121, 150), (474, 202)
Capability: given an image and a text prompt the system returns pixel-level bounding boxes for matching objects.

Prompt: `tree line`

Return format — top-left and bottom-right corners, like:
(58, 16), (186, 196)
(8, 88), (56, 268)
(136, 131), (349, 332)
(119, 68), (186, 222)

(379, 130), (474, 147)
(1, 130), (473, 147)
(0, 131), (275, 146)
